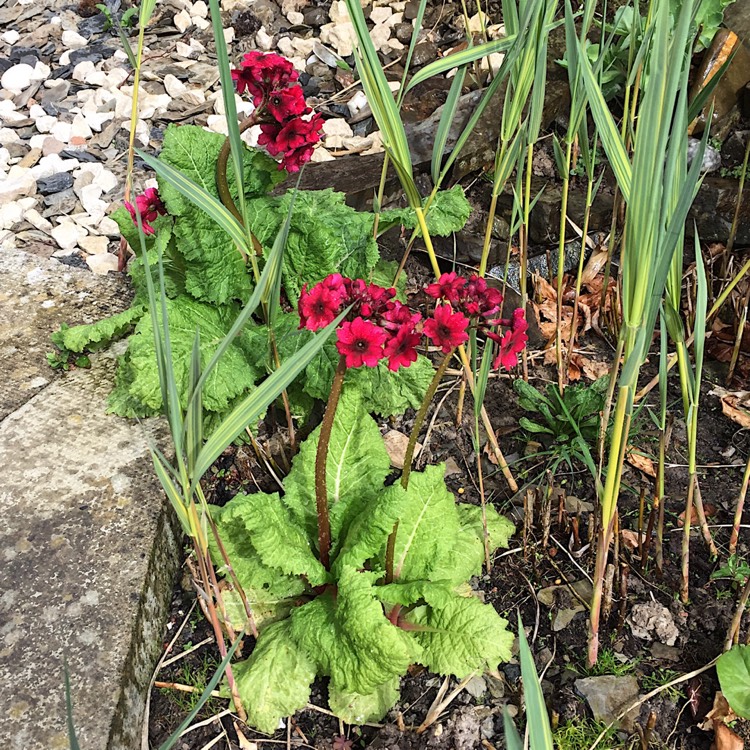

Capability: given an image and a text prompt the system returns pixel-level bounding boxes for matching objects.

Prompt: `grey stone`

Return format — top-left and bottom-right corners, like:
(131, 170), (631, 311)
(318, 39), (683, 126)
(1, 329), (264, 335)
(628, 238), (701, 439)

(36, 171), (74, 195)
(42, 187), (79, 214)
(575, 675), (641, 731)
(303, 6), (327, 27)
(0, 248), (178, 749)
(411, 41), (438, 67)
(725, 2), (750, 43)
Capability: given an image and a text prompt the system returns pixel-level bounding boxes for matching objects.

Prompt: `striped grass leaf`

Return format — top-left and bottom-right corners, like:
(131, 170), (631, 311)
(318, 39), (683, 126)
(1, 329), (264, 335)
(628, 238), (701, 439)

(431, 60), (468, 184)
(503, 709), (524, 750)
(192, 310), (346, 486)
(136, 147), (252, 259)
(150, 447), (192, 534)
(405, 36), (517, 92)
(64, 661), (81, 750)
(399, 0), (428, 105)
(517, 612), (554, 749)
(207, 0), (250, 223)
(342, 0), (418, 205)
(185, 329), (203, 477)
(138, 0), (158, 27)
(692, 225), (708, 399)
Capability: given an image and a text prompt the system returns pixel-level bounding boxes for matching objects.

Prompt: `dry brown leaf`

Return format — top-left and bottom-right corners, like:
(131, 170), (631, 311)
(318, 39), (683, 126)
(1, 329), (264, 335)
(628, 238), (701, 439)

(678, 503), (718, 527)
(581, 250), (609, 284)
(626, 447), (657, 477)
(711, 388), (750, 429)
(620, 529), (646, 550)
(577, 355), (610, 380)
(705, 692), (739, 727)
(711, 722), (744, 750)
(234, 722), (258, 750)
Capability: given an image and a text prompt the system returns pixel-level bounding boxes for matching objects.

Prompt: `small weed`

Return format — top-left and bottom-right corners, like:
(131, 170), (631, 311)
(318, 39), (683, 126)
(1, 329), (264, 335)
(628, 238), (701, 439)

(161, 655), (221, 714)
(641, 669), (685, 701)
(553, 718), (618, 750)
(578, 648), (638, 677)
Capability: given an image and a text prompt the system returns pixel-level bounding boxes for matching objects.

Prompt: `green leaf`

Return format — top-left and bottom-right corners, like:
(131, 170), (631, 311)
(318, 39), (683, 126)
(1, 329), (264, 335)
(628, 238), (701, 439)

(156, 124), (283, 304)
(368, 258), (406, 300)
(379, 186), (471, 237)
(290, 568), (418, 695)
(389, 464), (460, 581)
(517, 612), (554, 749)
(328, 676), (400, 725)
(232, 619), (316, 735)
(717, 645), (750, 718)
(245, 189), (379, 303)
(220, 492), (328, 586)
(375, 580), (459, 608)
(282, 388), (391, 550)
(209, 502), (308, 629)
(108, 294), (261, 416)
(406, 593), (514, 678)
(51, 306), (145, 354)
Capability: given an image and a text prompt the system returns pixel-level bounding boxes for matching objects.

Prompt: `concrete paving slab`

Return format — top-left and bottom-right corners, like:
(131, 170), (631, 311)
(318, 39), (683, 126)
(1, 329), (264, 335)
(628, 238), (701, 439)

(0, 249), (178, 749)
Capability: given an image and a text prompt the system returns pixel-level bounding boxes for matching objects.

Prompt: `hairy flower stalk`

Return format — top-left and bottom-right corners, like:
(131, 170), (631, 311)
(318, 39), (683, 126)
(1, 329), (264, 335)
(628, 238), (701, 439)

(315, 355), (347, 569)
(400, 349), (455, 490)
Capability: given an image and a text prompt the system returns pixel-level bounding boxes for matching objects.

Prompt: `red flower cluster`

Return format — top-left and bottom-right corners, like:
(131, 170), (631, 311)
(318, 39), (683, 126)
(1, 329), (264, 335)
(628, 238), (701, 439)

(298, 273), (528, 372)
(232, 51), (323, 172)
(125, 188), (166, 235)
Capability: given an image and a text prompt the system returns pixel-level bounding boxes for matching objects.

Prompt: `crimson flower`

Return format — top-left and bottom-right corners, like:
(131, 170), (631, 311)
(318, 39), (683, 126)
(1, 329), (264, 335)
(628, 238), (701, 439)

(426, 272), (466, 302)
(336, 317), (387, 368)
(463, 275), (503, 317)
(125, 187), (166, 235)
(232, 51), (298, 101)
(266, 86), (307, 121)
(493, 309), (528, 370)
(423, 304), (469, 353)
(259, 113), (324, 172)
(382, 301), (421, 331)
(384, 326), (421, 371)
(299, 283), (342, 331)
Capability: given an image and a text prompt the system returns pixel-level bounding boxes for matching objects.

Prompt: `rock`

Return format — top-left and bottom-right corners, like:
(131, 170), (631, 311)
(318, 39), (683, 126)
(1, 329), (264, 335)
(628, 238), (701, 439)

(41, 137), (65, 156)
(192, 0), (208, 18)
(575, 675), (640, 731)
(72, 60), (95, 82)
(627, 602), (679, 646)
(287, 10), (304, 24)
(61, 29), (88, 50)
(163, 73), (187, 98)
(411, 41), (438, 67)
(303, 6), (327, 26)
(36, 172), (74, 195)
(347, 90), (369, 118)
(650, 643), (682, 662)
(24, 208), (53, 234)
(0, 166), (36, 204)
(0, 201), (24, 230)
(174, 9), (192, 32)
(51, 220), (87, 250)
(42, 188), (78, 214)
(1, 63), (35, 93)
(86, 252), (119, 274)
(464, 675), (487, 699)
(404, 0), (420, 20)
(565, 495), (595, 513)
(1, 30), (20, 45)
(322, 117), (354, 148)
(369, 23), (391, 52)
(725, 3), (750, 44)
(688, 137), (721, 173)
(79, 235), (110, 255)
(395, 22), (414, 43)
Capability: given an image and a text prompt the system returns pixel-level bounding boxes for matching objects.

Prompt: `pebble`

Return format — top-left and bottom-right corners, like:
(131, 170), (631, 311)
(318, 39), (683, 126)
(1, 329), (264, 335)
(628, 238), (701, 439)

(51, 219), (87, 250)
(303, 6), (327, 26)
(61, 30), (88, 50)
(322, 118), (353, 148)
(191, 1), (208, 18)
(86, 252), (119, 275)
(1, 63), (35, 93)
(0, 166), (36, 204)
(347, 90), (368, 118)
(37, 172), (74, 195)
(287, 10), (304, 25)
(79, 235), (109, 255)
(164, 74), (187, 98)
(42, 188), (78, 214)
(1, 30), (20, 45)
(0, 202), (25, 230)
(25, 208), (53, 233)
(370, 6), (393, 24)
(174, 10), (192, 33)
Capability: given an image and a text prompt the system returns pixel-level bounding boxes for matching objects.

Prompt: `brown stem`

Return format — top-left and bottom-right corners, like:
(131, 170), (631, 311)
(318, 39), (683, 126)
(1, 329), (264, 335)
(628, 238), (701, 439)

(730, 452), (750, 555)
(401, 349), (454, 489)
(216, 113), (265, 257)
(385, 521), (399, 585)
(725, 574), (750, 651)
(680, 472), (697, 604)
(315, 355), (347, 570)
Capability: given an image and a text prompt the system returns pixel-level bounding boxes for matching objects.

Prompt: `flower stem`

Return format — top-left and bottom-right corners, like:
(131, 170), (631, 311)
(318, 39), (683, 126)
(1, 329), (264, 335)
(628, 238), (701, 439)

(315, 354), (347, 569)
(401, 348), (454, 489)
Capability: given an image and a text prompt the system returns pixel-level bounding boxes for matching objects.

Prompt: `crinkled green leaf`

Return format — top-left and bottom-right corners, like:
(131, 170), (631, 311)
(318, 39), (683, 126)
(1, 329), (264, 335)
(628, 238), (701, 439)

(430, 504), (515, 583)
(282, 388), (391, 550)
(221, 492), (328, 586)
(232, 619), (316, 734)
(717, 645), (750, 718)
(328, 676), (400, 725)
(208, 503), (307, 630)
(157, 124), (282, 305)
(108, 294), (261, 415)
(375, 580), (459, 608)
(378, 186), (471, 237)
(369, 258), (406, 301)
(290, 568), (418, 695)
(51, 306), (145, 354)
(389, 464), (460, 581)
(245, 189), (379, 302)
(407, 593), (514, 678)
